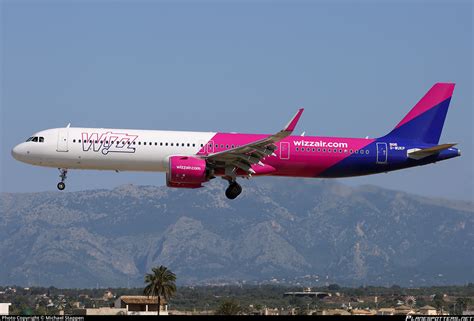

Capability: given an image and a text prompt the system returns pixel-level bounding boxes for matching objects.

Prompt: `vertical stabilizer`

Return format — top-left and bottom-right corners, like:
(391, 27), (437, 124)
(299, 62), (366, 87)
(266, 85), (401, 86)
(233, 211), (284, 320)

(383, 83), (455, 144)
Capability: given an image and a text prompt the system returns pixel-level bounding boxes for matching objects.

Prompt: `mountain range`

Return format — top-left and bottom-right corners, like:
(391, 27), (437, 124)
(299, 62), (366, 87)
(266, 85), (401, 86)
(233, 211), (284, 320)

(0, 178), (472, 288)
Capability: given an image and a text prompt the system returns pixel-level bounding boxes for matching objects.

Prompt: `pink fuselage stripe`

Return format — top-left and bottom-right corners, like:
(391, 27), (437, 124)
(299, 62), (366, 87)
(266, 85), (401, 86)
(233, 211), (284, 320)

(199, 133), (374, 178)
(395, 83), (454, 129)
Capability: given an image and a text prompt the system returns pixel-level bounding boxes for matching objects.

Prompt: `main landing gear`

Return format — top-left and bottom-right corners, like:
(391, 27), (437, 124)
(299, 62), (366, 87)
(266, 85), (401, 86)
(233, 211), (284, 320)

(57, 168), (68, 191)
(225, 180), (242, 200)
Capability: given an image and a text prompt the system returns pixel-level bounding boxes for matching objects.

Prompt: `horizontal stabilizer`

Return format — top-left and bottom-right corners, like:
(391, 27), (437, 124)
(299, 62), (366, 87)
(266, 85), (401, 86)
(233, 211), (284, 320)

(407, 143), (457, 160)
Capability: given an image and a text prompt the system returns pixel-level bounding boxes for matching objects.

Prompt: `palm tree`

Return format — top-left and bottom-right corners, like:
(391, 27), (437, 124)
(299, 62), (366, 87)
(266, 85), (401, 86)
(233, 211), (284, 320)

(144, 265), (177, 316)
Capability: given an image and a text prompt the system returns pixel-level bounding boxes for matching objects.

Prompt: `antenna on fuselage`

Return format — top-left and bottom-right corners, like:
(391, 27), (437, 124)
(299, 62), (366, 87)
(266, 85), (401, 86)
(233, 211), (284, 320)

(66, 123), (71, 128)
(301, 131), (305, 136)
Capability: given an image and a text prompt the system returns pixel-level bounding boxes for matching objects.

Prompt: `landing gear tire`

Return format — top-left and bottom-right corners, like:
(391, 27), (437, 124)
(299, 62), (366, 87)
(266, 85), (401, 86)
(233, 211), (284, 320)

(225, 182), (242, 200)
(57, 168), (68, 191)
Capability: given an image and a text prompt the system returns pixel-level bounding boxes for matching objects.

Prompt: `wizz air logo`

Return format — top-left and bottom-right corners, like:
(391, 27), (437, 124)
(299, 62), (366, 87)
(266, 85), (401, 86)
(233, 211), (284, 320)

(82, 132), (138, 155)
(293, 140), (348, 148)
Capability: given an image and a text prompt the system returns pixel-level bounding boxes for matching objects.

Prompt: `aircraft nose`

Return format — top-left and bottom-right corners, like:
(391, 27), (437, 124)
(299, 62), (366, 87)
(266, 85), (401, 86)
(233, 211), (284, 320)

(11, 144), (25, 161)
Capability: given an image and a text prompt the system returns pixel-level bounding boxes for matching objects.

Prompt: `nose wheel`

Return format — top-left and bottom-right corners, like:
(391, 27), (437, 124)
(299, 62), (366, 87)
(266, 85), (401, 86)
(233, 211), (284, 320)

(57, 168), (68, 191)
(225, 181), (242, 200)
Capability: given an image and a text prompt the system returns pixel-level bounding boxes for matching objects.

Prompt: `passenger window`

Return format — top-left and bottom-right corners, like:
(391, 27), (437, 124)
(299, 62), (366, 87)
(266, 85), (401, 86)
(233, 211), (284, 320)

(366, 150), (369, 154)
(350, 149), (353, 153)
(296, 147), (299, 151)
(200, 144), (203, 147)
(160, 143), (163, 146)
(312, 148), (315, 152)
(188, 143), (190, 147)
(79, 139), (81, 143)
(170, 143), (173, 146)
(73, 139), (76, 143)
(192, 144), (195, 147)
(339, 149), (342, 153)
(165, 143), (168, 146)
(231, 145), (235, 148)
(317, 148), (321, 152)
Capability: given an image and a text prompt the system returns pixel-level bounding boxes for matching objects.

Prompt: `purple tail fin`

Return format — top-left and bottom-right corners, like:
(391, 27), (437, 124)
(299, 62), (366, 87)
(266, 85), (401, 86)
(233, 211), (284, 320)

(383, 83), (455, 144)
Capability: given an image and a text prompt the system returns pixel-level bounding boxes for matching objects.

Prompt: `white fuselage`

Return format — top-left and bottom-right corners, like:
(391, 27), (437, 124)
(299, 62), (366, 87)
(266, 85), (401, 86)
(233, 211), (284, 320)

(12, 127), (216, 172)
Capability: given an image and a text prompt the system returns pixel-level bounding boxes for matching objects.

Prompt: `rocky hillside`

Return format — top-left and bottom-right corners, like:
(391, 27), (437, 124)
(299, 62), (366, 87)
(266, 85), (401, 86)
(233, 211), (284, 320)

(0, 178), (472, 288)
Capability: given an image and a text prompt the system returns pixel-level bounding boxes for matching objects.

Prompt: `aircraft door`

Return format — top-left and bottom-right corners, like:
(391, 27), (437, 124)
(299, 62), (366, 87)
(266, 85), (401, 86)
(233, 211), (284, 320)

(207, 140), (215, 154)
(376, 142), (387, 164)
(280, 142), (290, 160)
(57, 128), (69, 152)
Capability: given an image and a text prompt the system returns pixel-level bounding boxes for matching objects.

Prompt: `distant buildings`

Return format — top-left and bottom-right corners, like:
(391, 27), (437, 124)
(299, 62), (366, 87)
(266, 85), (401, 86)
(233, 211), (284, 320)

(0, 303), (11, 315)
(114, 296), (168, 315)
(377, 308), (395, 315)
(71, 295), (169, 315)
(418, 305), (437, 315)
(283, 287), (331, 299)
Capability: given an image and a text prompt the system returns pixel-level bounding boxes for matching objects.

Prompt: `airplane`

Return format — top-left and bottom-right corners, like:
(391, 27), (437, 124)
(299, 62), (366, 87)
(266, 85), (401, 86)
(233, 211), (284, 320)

(11, 83), (460, 199)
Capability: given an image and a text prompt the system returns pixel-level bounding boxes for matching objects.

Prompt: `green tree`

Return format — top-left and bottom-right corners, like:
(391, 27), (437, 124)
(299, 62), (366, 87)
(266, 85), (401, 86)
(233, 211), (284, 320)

(433, 293), (445, 314)
(215, 300), (242, 315)
(144, 265), (177, 316)
(453, 297), (470, 314)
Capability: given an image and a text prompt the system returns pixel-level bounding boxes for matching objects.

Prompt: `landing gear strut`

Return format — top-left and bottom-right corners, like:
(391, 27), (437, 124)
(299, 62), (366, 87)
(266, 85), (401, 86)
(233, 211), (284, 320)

(57, 168), (68, 191)
(225, 180), (242, 200)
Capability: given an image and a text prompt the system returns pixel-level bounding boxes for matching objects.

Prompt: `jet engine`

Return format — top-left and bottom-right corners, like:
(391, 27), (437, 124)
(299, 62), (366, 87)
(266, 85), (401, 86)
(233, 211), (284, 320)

(166, 156), (209, 188)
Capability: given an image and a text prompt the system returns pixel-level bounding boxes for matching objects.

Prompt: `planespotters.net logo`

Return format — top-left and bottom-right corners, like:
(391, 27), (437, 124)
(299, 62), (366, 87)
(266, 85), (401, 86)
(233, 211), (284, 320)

(406, 316), (474, 321)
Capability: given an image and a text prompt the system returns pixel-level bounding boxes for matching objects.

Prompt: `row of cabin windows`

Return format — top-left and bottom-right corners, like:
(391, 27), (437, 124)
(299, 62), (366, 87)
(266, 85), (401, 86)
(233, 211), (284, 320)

(26, 136), (44, 143)
(71, 139), (242, 149)
(72, 139), (204, 147)
(295, 147), (370, 155)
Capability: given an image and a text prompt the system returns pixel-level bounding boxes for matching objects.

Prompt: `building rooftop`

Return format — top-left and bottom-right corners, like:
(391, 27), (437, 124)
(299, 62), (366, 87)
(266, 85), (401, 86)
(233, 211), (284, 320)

(119, 296), (166, 305)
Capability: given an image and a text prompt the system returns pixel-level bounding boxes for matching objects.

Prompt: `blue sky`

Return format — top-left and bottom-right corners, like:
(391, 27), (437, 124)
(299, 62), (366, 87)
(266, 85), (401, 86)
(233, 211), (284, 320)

(1, 1), (472, 201)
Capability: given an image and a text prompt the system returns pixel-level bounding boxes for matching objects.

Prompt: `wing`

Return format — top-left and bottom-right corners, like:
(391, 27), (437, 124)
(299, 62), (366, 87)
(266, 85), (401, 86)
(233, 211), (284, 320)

(205, 108), (304, 175)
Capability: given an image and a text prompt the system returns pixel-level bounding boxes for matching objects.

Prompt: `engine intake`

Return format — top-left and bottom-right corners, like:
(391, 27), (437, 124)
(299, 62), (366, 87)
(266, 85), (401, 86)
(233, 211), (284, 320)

(166, 156), (208, 188)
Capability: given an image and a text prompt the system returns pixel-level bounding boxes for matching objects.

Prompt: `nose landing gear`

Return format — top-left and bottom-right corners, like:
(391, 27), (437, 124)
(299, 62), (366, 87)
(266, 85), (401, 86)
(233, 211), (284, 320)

(57, 168), (68, 191)
(225, 180), (242, 200)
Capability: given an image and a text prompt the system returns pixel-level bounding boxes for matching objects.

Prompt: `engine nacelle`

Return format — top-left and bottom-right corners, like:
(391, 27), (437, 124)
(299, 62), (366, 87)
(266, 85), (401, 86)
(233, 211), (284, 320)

(166, 156), (208, 188)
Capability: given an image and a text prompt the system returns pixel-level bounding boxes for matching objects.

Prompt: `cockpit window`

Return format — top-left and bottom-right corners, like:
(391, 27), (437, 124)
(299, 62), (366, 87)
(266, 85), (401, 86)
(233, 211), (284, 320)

(26, 136), (45, 143)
